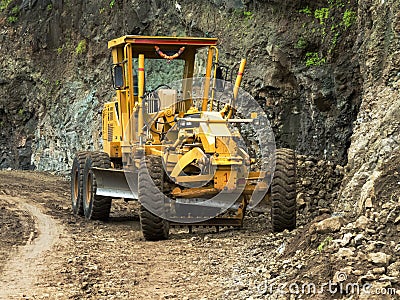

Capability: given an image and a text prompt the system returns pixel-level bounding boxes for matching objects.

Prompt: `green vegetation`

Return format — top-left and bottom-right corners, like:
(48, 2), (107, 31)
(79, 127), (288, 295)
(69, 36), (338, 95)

(328, 0), (345, 9)
(230, 8), (255, 22)
(295, 37), (307, 49)
(18, 108), (24, 116)
(317, 236), (332, 252)
(314, 7), (330, 24)
(343, 9), (357, 28)
(6, 5), (19, 23)
(243, 11), (253, 20)
(0, 0), (12, 11)
(305, 52), (326, 67)
(109, 0), (115, 8)
(57, 47), (63, 55)
(331, 30), (340, 48)
(298, 0), (357, 66)
(11, 5), (18, 14)
(46, 4), (52, 11)
(299, 7), (312, 16)
(7, 15), (17, 23)
(75, 40), (87, 55)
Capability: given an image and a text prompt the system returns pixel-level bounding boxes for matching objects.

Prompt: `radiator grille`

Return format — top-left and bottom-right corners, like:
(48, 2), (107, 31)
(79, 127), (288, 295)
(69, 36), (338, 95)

(107, 124), (113, 142)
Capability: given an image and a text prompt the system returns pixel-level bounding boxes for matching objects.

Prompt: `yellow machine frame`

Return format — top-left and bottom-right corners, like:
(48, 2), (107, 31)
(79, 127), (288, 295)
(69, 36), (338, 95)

(100, 35), (266, 227)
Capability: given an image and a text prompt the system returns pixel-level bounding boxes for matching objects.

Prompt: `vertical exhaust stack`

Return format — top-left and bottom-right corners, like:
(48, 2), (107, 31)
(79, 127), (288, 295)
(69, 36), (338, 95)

(137, 54), (145, 145)
(201, 46), (218, 112)
(227, 58), (246, 119)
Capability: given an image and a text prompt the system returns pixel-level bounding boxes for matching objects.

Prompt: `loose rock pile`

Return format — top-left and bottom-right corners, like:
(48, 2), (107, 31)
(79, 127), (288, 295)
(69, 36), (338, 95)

(225, 209), (399, 299)
(296, 154), (344, 225)
(223, 152), (399, 299)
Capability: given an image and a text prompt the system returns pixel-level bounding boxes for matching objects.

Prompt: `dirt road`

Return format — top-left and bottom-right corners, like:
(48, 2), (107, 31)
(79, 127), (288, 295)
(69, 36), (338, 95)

(0, 171), (278, 299)
(2, 170), (397, 299)
(0, 195), (62, 299)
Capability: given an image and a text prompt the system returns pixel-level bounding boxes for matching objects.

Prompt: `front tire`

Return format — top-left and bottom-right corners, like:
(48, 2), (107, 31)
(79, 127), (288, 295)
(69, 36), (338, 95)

(139, 155), (169, 241)
(71, 151), (89, 216)
(271, 148), (297, 232)
(82, 152), (112, 220)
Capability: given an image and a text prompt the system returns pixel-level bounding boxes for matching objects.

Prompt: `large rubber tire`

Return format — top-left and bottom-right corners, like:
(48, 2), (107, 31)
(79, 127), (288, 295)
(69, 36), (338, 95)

(271, 148), (296, 232)
(82, 152), (112, 220)
(71, 151), (89, 216)
(139, 155), (169, 241)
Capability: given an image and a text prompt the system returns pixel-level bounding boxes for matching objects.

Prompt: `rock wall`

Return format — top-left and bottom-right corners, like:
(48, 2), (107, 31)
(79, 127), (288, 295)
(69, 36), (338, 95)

(0, 0), (361, 173)
(337, 0), (400, 216)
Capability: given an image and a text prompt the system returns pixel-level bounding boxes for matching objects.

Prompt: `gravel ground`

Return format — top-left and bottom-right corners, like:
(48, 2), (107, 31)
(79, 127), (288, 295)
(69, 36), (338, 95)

(0, 168), (398, 300)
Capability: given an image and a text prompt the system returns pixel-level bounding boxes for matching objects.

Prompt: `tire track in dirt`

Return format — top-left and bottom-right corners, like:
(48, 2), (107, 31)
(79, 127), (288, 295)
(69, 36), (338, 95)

(0, 195), (62, 299)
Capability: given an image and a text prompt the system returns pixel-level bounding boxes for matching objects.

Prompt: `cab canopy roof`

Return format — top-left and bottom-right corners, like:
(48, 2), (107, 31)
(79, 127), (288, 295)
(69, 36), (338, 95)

(108, 35), (218, 59)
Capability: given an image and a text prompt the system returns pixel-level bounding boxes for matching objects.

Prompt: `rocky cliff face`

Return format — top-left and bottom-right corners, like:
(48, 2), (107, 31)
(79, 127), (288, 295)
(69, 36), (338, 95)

(1, 0), (398, 216)
(0, 0), (361, 173)
(337, 0), (400, 215)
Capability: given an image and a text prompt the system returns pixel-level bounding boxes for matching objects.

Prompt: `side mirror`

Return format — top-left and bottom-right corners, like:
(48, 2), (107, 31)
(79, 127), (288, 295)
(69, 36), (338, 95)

(111, 64), (124, 89)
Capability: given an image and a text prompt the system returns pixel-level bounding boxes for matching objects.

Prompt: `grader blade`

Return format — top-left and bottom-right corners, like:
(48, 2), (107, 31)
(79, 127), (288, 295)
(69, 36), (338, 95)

(175, 199), (240, 210)
(170, 217), (243, 227)
(92, 167), (138, 199)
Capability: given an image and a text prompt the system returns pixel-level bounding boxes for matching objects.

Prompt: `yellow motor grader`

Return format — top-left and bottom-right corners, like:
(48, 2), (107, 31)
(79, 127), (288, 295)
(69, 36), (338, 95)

(71, 35), (296, 241)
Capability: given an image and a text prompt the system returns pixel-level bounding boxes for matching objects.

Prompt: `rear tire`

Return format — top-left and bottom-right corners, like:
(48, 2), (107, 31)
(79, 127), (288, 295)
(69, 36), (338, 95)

(139, 155), (169, 241)
(271, 148), (296, 232)
(82, 152), (112, 220)
(71, 151), (89, 216)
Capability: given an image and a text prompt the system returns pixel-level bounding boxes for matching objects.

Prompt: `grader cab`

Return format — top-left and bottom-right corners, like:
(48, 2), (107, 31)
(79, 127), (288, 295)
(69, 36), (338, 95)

(71, 35), (297, 240)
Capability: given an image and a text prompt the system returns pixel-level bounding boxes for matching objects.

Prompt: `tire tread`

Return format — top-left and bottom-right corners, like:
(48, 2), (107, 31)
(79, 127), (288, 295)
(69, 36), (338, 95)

(139, 155), (169, 241)
(271, 148), (297, 232)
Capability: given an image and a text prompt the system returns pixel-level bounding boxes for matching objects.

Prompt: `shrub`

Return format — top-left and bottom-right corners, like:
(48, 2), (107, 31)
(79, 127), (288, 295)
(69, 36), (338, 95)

(314, 8), (330, 24)
(295, 37), (307, 49)
(0, 0), (12, 11)
(305, 52), (326, 67)
(299, 7), (312, 16)
(7, 15), (17, 23)
(343, 9), (357, 28)
(75, 40), (87, 55)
